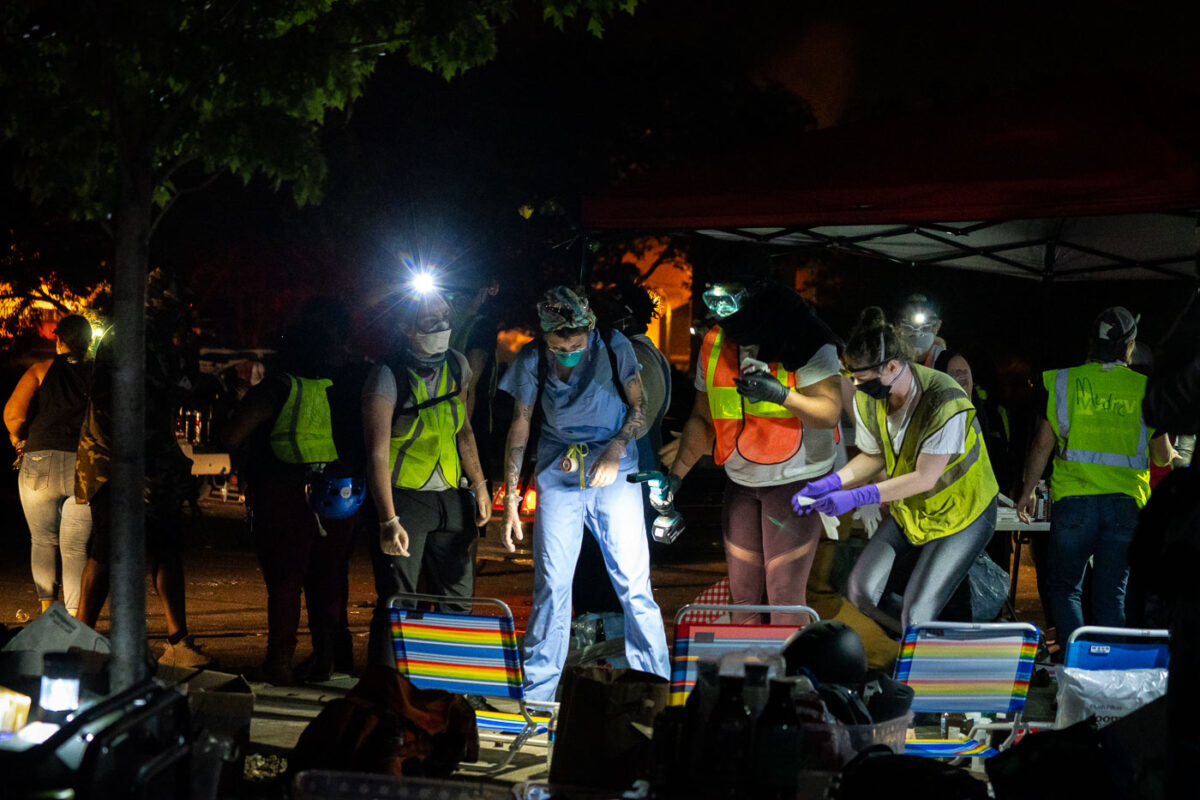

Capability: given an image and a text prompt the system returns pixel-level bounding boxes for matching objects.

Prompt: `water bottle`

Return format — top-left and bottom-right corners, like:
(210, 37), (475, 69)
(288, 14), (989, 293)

(742, 662), (770, 719)
(652, 705), (689, 797)
(702, 675), (753, 799)
(684, 659), (720, 782)
(752, 677), (803, 799)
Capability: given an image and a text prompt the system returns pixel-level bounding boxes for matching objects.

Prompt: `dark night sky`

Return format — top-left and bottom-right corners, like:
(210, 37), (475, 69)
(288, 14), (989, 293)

(7, 1), (1200, 357)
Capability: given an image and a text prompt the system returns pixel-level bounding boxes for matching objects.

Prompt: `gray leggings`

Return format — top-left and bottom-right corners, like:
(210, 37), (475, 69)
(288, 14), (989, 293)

(846, 498), (997, 635)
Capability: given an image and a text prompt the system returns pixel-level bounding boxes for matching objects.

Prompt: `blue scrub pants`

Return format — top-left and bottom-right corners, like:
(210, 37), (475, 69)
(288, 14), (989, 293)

(523, 464), (671, 701)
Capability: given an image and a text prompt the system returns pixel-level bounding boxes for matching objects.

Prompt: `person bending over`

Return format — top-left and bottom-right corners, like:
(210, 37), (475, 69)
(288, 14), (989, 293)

(795, 307), (999, 635)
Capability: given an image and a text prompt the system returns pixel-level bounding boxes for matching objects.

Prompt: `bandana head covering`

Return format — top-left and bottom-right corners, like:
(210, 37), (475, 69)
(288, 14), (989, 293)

(538, 286), (596, 333)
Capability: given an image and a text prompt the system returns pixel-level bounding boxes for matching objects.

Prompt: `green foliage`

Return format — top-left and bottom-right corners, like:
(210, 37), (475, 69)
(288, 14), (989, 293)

(0, 0), (634, 221)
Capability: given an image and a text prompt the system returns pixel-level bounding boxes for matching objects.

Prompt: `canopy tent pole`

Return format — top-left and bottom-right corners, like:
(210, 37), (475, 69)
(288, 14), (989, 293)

(109, 171), (150, 693)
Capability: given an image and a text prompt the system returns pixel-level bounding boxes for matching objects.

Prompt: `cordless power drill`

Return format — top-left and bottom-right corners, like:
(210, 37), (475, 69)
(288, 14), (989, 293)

(627, 470), (686, 544)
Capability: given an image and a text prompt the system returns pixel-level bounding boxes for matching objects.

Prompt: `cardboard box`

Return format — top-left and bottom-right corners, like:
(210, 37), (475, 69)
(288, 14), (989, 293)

(0, 605), (112, 699)
(156, 665), (255, 747)
(2, 605), (110, 657)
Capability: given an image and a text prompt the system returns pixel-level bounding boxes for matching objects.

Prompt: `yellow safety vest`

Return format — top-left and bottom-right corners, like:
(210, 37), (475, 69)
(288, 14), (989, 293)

(269, 375), (339, 465)
(856, 364), (999, 545)
(1043, 362), (1151, 507)
(389, 360), (465, 489)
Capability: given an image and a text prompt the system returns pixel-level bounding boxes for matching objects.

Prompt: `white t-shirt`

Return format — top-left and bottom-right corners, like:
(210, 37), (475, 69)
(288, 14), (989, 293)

(852, 374), (967, 458)
(695, 343), (841, 487)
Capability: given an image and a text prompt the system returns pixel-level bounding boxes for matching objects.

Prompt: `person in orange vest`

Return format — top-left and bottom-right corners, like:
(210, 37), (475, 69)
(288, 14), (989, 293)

(663, 279), (843, 623)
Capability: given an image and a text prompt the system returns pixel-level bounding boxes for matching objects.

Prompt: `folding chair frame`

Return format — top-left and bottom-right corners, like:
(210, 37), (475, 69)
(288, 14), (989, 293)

(670, 603), (819, 705)
(386, 591), (557, 773)
(896, 620), (1040, 770)
(673, 602), (820, 627)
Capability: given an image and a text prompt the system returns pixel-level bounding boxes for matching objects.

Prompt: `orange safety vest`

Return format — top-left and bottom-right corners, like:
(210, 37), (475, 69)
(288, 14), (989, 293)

(701, 326), (802, 465)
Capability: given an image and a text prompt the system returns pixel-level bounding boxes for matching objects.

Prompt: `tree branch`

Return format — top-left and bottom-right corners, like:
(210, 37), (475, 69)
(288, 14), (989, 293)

(149, 171), (221, 239)
(639, 240), (679, 283)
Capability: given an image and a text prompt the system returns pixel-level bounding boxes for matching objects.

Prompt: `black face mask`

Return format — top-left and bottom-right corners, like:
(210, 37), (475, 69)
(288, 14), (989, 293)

(856, 377), (892, 401)
(856, 363), (903, 401)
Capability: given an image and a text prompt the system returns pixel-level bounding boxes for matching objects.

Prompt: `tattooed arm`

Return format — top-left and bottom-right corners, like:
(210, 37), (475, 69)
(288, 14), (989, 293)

(500, 399), (533, 551)
(589, 373), (646, 488)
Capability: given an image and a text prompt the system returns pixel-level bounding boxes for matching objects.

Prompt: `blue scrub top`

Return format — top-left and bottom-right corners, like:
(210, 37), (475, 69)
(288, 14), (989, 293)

(499, 329), (641, 471)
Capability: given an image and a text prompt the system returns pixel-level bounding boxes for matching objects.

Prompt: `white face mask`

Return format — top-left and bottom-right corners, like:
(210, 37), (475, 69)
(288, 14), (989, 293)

(903, 330), (936, 355)
(410, 328), (451, 357)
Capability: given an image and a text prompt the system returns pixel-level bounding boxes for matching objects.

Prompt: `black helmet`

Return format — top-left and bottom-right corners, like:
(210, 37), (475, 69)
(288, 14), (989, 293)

(782, 620), (868, 689)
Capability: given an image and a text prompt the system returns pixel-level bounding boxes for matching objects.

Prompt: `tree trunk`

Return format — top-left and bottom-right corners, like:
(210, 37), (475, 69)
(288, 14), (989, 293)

(109, 156), (151, 692)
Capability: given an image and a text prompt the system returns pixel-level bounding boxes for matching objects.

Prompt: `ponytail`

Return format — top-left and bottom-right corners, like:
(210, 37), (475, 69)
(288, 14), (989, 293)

(844, 306), (910, 367)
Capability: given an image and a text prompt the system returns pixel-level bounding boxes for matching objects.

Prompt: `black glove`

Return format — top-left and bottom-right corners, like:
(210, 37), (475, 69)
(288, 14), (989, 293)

(733, 371), (790, 405)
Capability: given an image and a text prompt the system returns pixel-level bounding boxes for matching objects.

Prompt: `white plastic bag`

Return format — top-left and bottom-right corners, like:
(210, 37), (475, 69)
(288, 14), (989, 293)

(1055, 667), (1168, 729)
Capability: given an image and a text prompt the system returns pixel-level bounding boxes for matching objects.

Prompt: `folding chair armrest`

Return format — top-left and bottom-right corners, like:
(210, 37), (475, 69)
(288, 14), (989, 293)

(386, 591), (515, 619)
(965, 716), (1022, 751)
(522, 700), (559, 726)
(673, 603), (820, 627)
(1066, 626), (1170, 647)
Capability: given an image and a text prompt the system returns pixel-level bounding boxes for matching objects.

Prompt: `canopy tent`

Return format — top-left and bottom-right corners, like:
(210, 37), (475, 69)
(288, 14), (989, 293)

(581, 87), (1200, 280)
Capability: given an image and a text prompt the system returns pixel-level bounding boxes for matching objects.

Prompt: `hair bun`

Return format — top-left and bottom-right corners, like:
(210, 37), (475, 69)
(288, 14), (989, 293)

(856, 306), (888, 331)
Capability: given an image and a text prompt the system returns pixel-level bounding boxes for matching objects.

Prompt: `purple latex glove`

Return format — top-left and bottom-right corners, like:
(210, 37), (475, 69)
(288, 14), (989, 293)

(800, 485), (882, 517)
(791, 473), (843, 514)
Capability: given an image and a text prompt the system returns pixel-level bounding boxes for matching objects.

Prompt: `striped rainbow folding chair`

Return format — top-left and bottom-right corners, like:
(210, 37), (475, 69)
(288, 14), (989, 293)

(896, 621), (1040, 763)
(669, 603), (818, 706)
(387, 592), (556, 772)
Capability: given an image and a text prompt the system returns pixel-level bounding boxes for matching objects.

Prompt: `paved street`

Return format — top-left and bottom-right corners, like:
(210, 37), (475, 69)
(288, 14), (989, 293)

(0, 482), (1049, 789)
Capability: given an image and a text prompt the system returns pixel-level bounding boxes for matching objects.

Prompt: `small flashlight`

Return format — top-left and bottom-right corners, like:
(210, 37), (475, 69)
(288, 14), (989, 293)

(912, 312), (927, 325)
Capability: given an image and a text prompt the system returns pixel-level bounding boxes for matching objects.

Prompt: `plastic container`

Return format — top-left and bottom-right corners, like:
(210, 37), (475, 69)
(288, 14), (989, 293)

(799, 711), (912, 770)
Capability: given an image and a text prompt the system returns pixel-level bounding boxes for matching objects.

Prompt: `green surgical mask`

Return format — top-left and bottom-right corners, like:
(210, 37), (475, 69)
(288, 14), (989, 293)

(553, 350), (584, 367)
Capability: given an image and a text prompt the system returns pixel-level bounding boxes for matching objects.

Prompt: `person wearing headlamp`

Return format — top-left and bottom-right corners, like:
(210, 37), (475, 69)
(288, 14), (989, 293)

(898, 292), (1019, 583)
(362, 290), (491, 668)
(498, 285), (670, 701)
(896, 294), (972, 397)
(794, 307), (999, 635)
(664, 278), (843, 625)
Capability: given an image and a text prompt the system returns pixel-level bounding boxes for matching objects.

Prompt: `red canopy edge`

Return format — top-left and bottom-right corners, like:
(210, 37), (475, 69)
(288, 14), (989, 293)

(582, 87), (1200, 230)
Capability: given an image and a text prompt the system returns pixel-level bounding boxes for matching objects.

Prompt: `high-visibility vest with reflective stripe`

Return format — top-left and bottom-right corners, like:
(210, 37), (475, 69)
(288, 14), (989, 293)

(389, 360), (465, 489)
(701, 326), (802, 465)
(269, 375), (339, 465)
(1043, 362), (1151, 507)
(855, 364), (999, 545)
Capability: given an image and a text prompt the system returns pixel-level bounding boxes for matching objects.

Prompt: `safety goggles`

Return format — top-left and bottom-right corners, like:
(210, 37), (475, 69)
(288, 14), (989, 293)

(547, 344), (587, 357)
(701, 285), (747, 318)
(897, 320), (938, 335)
(839, 363), (886, 384)
(838, 331), (890, 380)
